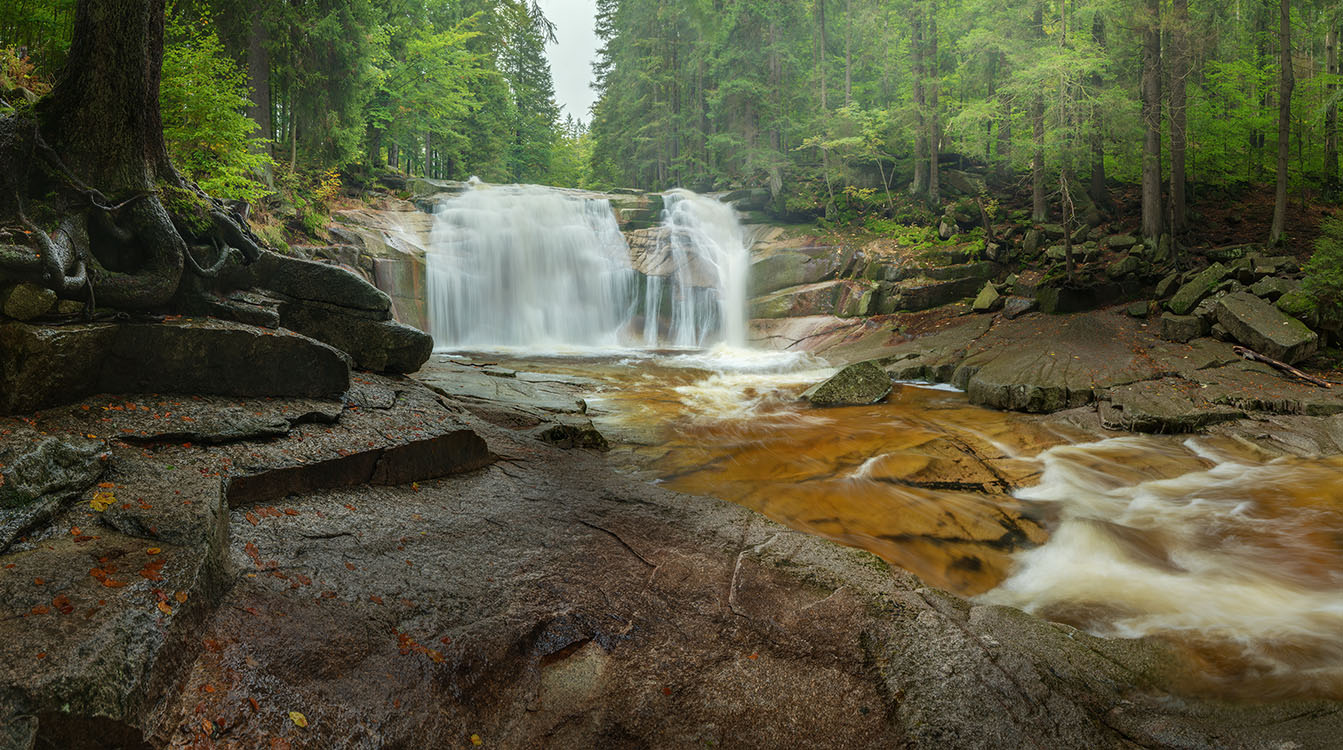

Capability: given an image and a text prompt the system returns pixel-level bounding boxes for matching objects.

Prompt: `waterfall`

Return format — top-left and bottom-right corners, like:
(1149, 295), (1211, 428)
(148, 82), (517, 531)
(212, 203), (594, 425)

(424, 182), (750, 351)
(643, 189), (751, 349)
(425, 184), (636, 349)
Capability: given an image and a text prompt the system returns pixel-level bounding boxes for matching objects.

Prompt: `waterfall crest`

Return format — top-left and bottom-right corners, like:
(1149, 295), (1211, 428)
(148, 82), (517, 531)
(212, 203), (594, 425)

(425, 182), (750, 351)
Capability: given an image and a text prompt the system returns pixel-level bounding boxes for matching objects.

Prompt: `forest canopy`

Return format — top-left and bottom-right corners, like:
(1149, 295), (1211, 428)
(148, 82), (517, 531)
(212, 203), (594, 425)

(1, 0), (1338, 247)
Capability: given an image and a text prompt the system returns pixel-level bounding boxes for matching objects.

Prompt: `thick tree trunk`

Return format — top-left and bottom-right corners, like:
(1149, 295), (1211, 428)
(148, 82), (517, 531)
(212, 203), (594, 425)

(1, 0), (261, 311)
(817, 0), (828, 112)
(1326, 21), (1339, 196)
(1141, 0), (1163, 243)
(1269, 0), (1293, 245)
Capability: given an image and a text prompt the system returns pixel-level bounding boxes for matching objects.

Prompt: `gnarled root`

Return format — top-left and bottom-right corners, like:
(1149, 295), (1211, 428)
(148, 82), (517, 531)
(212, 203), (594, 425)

(84, 196), (184, 309)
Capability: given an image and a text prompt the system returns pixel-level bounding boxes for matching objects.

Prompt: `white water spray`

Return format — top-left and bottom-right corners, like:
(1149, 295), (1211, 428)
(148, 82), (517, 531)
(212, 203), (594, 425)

(424, 182), (751, 351)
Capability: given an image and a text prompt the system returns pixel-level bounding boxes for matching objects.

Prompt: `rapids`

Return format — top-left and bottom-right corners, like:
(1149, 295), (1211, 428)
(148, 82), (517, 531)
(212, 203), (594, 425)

(429, 349), (1343, 701)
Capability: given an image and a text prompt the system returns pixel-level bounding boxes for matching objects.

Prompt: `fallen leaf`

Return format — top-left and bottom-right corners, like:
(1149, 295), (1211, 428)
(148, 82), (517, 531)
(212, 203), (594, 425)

(175, 591), (188, 604)
(289, 711), (308, 728)
(202, 719), (214, 734)
(146, 548), (161, 555)
(52, 595), (74, 615)
(35, 652), (46, 660)
(157, 601), (173, 615)
(33, 577), (44, 586)
(471, 734), (483, 746)
(245, 511), (259, 526)
(30, 605), (49, 615)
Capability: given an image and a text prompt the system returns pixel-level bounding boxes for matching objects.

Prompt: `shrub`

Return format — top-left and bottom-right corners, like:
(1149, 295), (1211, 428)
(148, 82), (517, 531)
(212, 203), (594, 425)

(160, 5), (273, 203)
(1301, 212), (1343, 318)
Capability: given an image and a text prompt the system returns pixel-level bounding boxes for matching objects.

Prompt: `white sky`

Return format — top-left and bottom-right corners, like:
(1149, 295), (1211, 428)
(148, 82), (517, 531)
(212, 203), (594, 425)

(535, 0), (600, 123)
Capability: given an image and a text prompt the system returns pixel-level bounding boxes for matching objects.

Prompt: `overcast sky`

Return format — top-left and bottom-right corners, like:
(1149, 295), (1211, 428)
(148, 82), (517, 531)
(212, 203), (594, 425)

(536, 0), (600, 123)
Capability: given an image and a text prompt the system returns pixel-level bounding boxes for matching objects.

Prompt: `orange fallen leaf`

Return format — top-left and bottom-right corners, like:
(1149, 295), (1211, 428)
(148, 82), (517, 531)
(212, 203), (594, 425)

(249, 697), (260, 712)
(202, 719), (214, 734)
(245, 511), (259, 526)
(157, 601), (173, 615)
(175, 591), (188, 604)
(146, 548), (161, 555)
(31, 605), (49, 615)
(33, 577), (44, 586)
(35, 652), (46, 660)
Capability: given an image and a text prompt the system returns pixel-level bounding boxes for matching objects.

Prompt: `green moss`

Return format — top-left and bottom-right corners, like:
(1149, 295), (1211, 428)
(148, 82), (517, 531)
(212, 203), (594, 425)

(159, 184), (212, 237)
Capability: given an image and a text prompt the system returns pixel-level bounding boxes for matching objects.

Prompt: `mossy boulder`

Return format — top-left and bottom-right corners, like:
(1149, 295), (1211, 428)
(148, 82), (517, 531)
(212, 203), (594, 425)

(802, 361), (893, 406)
(1215, 291), (1318, 364)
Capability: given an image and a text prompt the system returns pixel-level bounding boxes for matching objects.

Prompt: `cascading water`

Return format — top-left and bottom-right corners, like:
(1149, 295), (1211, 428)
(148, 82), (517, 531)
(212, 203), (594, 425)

(424, 181), (752, 351)
(640, 189), (752, 349)
(425, 184), (636, 349)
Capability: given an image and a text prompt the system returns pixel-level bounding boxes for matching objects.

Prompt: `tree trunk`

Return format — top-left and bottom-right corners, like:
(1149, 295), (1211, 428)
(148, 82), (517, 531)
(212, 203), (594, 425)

(1269, 0), (1293, 245)
(1326, 20), (1339, 196)
(844, 0), (852, 108)
(0, 0), (262, 311)
(1031, 2), (1046, 222)
(928, 7), (940, 204)
(996, 55), (1012, 180)
(1170, 0), (1189, 235)
(911, 11), (928, 195)
(1140, 0), (1163, 242)
(1088, 14), (1109, 209)
(817, 0), (828, 112)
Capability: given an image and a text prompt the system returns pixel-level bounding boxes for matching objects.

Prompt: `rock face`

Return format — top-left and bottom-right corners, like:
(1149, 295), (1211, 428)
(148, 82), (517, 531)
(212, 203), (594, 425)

(0, 319), (351, 414)
(1215, 291), (1319, 363)
(802, 361), (893, 406)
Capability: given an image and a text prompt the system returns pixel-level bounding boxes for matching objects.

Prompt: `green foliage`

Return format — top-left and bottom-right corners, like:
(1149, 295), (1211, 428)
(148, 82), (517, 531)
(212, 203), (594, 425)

(1302, 213), (1343, 315)
(160, 6), (272, 203)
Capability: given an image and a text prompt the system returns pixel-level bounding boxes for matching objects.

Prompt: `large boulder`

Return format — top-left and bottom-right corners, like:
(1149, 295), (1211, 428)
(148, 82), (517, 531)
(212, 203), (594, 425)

(0, 319), (351, 414)
(1214, 291), (1319, 364)
(1168, 263), (1229, 315)
(751, 280), (874, 319)
(802, 361), (893, 406)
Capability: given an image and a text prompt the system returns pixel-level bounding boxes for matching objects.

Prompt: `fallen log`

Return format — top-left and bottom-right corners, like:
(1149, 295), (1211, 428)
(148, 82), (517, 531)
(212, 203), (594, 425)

(1232, 345), (1331, 388)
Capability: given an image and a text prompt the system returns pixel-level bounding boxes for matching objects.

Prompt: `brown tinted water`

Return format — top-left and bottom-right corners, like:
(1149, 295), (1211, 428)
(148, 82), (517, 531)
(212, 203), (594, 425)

(433, 350), (1343, 699)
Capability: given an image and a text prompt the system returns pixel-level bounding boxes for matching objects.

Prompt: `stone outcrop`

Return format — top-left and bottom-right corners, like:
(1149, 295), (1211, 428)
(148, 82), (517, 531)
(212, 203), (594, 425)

(0, 318), (351, 415)
(210, 251), (434, 373)
(1168, 263), (1230, 315)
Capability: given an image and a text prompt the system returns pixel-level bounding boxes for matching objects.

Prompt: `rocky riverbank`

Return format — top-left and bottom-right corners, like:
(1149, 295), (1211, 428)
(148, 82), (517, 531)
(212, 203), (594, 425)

(5, 354), (1343, 749)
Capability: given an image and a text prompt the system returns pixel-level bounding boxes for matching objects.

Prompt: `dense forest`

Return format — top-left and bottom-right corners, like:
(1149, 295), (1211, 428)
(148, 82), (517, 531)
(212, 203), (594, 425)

(1, 0), (1339, 249)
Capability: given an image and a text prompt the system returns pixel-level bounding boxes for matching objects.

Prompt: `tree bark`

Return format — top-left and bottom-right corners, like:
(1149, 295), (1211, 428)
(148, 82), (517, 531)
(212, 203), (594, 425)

(0, 0), (261, 311)
(1170, 0), (1188, 235)
(1031, 2), (1046, 222)
(1088, 14), (1109, 209)
(1140, 0), (1163, 242)
(928, 7), (940, 204)
(911, 11), (928, 195)
(1269, 0), (1293, 245)
(1326, 19), (1339, 196)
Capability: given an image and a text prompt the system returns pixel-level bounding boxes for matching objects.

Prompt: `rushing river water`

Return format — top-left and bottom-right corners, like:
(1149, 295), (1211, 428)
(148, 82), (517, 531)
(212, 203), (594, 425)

(434, 348), (1343, 701)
